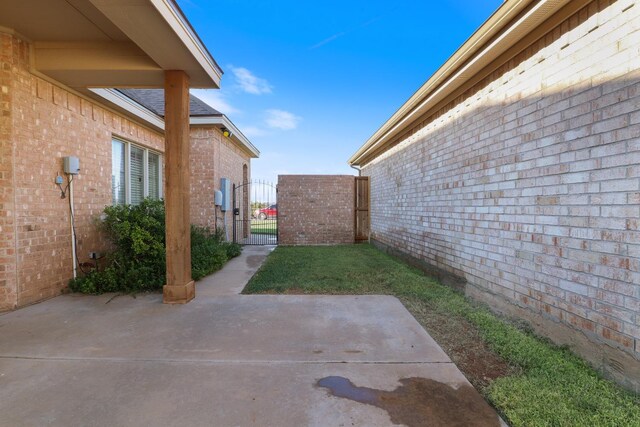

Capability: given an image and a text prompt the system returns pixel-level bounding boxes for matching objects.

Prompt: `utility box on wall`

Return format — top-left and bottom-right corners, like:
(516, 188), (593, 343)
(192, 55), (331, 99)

(63, 156), (80, 175)
(214, 190), (223, 207)
(220, 178), (231, 212)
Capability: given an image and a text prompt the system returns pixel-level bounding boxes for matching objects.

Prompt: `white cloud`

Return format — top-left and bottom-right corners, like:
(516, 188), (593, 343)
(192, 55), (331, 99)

(190, 89), (240, 116)
(239, 126), (268, 138)
(264, 109), (301, 130)
(230, 66), (272, 95)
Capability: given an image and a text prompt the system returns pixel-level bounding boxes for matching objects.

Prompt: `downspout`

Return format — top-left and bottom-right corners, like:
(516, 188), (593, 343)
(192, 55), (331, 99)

(350, 164), (362, 176)
(69, 177), (77, 279)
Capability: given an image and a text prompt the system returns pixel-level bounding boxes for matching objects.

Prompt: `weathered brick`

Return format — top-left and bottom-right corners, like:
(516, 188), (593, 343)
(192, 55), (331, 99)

(360, 0), (640, 384)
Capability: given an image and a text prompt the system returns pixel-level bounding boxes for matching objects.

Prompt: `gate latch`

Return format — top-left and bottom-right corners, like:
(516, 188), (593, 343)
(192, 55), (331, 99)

(233, 208), (240, 216)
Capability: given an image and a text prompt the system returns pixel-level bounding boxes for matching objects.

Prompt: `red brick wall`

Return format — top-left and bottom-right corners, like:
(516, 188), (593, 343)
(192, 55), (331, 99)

(0, 33), (17, 310)
(1, 31), (254, 310)
(361, 0), (640, 389)
(1, 32), (164, 309)
(278, 175), (355, 245)
(190, 126), (251, 238)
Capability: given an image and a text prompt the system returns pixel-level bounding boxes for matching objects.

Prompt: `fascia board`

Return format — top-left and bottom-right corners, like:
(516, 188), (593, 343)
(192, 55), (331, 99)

(349, 0), (575, 166)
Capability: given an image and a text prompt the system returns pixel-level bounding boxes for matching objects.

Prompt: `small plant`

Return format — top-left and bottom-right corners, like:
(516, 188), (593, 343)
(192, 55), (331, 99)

(69, 199), (241, 294)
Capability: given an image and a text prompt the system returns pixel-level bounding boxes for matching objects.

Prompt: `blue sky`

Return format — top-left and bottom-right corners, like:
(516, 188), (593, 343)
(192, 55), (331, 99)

(180, 0), (503, 183)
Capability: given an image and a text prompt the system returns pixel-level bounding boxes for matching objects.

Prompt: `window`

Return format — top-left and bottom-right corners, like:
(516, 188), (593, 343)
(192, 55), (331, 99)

(112, 140), (126, 205)
(111, 138), (163, 205)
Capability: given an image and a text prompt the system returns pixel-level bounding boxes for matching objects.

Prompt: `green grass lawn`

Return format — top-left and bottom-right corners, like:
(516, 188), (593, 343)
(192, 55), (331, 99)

(250, 219), (277, 235)
(244, 244), (640, 427)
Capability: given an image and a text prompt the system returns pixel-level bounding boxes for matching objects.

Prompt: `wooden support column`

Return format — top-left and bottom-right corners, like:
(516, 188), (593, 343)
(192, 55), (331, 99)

(163, 70), (195, 304)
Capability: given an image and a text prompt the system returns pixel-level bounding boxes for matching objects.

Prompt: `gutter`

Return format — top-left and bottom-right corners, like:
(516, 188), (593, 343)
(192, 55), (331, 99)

(349, 0), (580, 167)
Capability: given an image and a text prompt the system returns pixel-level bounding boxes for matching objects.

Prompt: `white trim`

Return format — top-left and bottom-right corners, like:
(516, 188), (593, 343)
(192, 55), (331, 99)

(191, 115), (260, 158)
(90, 88), (165, 130)
(143, 149), (150, 199)
(149, 0), (223, 85)
(125, 142), (131, 204)
(112, 137), (164, 206)
(158, 157), (164, 199)
(93, 89), (259, 158)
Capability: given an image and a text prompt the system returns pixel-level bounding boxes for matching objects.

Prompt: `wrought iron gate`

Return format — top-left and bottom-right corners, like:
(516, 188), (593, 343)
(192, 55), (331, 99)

(232, 180), (278, 245)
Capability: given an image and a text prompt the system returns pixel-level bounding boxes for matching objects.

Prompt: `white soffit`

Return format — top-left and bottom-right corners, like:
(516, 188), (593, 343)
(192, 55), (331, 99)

(0, 0), (221, 89)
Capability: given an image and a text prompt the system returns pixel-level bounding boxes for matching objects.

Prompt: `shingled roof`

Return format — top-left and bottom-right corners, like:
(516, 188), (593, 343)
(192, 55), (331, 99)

(117, 88), (222, 117)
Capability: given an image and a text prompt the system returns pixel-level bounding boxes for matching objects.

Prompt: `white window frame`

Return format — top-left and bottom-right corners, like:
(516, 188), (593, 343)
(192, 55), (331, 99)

(112, 137), (163, 205)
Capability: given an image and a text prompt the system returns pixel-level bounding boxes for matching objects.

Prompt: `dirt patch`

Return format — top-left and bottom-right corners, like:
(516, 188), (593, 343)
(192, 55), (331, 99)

(402, 297), (519, 392)
(317, 375), (501, 427)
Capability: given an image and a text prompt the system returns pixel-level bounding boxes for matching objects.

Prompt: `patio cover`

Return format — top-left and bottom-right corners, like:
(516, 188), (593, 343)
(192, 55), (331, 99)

(0, 0), (222, 90)
(1, 0), (222, 304)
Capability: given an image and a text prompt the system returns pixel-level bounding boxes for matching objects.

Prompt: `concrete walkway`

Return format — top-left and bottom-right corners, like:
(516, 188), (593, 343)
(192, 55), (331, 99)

(0, 246), (503, 427)
(197, 245), (275, 296)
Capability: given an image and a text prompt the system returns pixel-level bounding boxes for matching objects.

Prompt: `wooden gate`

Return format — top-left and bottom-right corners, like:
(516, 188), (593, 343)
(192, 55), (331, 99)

(354, 176), (369, 242)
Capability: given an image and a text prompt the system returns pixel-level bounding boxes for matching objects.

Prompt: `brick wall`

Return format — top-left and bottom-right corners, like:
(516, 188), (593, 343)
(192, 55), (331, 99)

(1, 31), (252, 310)
(361, 0), (640, 390)
(278, 175), (355, 245)
(0, 33), (17, 310)
(1, 32), (164, 309)
(190, 126), (251, 237)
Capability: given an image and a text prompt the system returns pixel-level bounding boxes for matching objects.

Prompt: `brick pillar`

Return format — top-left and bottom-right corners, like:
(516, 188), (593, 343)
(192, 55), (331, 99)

(163, 70), (194, 304)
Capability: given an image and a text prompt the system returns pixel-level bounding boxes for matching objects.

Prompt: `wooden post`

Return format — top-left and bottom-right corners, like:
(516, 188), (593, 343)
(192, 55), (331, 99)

(163, 70), (195, 304)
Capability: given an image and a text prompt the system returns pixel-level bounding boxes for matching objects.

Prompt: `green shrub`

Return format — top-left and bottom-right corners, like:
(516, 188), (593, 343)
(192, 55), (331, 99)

(191, 225), (229, 280)
(70, 199), (241, 294)
(224, 241), (242, 259)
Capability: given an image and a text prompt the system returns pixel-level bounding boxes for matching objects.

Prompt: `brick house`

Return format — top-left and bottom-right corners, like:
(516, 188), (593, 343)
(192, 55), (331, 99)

(113, 89), (258, 232)
(1, 0), (257, 311)
(349, 0), (640, 390)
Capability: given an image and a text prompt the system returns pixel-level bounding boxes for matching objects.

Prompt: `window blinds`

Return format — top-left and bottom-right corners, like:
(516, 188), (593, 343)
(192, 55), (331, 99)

(130, 146), (145, 205)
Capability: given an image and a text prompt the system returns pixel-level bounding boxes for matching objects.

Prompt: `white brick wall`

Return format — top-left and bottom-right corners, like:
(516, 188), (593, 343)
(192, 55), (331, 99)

(362, 0), (640, 390)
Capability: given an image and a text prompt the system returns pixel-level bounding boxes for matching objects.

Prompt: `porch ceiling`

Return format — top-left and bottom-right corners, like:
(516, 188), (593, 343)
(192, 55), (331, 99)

(0, 0), (222, 89)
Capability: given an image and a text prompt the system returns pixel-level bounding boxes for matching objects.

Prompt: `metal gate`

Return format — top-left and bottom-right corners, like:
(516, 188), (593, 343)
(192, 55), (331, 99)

(233, 180), (278, 245)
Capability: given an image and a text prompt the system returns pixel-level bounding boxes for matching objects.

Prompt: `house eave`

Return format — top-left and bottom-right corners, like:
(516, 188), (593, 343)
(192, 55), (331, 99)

(91, 89), (259, 158)
(0, 0), (222, 89)
(349, 0), (585, 167)
(191, 116), (261, 158)
(90, 88), (166, 131)
(148, 0), (223, 86)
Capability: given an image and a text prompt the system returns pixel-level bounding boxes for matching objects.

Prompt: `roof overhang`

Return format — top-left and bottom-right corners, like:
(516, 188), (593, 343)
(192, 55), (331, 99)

(0, 0), (222, 90)
(91, 88), (260, 158)
(190, 117), (260, 158)
(349, 0), (591, 167)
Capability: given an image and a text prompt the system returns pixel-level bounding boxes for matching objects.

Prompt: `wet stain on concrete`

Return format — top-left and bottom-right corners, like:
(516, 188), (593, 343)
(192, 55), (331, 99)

(245, 255), (263, 269)
(316, 376), (500, 427)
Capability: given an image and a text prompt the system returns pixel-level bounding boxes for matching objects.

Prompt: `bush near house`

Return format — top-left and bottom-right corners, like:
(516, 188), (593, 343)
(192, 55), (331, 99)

(69, 199), (241, 294)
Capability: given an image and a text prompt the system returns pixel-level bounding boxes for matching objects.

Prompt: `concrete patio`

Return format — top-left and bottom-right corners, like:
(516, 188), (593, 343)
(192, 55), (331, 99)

(0, 247), (502, 426)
